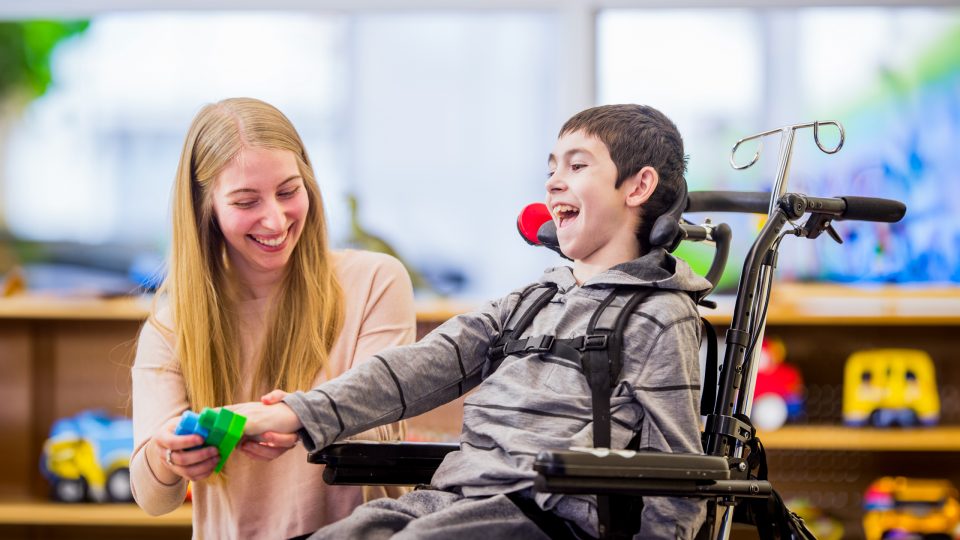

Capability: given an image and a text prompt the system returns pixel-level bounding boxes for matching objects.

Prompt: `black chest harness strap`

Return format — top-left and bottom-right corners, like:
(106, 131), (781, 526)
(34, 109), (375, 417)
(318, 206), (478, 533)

(489, 284), (654, 446)
(488, 284), (662, 540)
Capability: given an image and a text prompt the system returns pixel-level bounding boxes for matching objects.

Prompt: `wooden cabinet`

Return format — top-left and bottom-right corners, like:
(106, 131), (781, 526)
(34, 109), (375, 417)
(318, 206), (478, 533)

(0, 285), (957, 538)
(0, 296), (192, 539)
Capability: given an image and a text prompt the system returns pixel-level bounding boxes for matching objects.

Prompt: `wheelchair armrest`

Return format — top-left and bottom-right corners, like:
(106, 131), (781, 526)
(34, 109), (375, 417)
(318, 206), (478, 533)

(534, 448), (771, 499)
(308, 441), (459, 486)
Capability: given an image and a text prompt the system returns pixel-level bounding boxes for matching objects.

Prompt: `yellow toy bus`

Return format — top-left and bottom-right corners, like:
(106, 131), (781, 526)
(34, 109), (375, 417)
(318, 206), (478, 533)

(842, 349), (939, 427)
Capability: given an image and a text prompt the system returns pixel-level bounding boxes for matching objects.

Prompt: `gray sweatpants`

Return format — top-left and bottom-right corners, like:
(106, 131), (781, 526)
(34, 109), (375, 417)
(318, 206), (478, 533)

(309, 489), (552, 540)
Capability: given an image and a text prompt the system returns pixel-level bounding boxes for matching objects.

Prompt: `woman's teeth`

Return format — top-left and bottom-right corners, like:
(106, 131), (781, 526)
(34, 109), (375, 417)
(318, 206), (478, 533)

(251, 233), (287, 247)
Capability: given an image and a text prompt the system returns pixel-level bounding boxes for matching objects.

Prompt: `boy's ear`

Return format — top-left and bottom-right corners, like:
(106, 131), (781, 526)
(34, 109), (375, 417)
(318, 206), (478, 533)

(623, 166), (659, 208)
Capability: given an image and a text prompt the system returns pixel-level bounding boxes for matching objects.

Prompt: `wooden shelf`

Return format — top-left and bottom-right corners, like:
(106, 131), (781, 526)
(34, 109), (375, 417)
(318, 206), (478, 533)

(0, 295), (153, 321)
(759, 425), (960, 451)
(0, 500), (191, 527)
(2, 283), (957, 324)
(760, 283), (960, 326)
(0, 294), (475, 324)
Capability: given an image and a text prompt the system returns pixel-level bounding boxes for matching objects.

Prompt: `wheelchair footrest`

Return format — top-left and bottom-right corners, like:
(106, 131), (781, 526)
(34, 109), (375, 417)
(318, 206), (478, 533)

(309, 441), (459, 486)
(534, 448), (772, 499)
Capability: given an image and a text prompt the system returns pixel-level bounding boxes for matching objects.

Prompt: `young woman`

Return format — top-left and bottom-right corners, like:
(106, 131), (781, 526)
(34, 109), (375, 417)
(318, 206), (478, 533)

(130, 97), (416, 539)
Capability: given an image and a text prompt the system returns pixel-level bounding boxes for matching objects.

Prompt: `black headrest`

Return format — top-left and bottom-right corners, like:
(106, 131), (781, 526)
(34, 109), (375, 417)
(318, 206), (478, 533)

(648, 179), (688, 252)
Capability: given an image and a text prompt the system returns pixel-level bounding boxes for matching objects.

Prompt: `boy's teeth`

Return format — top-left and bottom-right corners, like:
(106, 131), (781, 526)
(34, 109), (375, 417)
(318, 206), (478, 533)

(552, 204), (579, 219)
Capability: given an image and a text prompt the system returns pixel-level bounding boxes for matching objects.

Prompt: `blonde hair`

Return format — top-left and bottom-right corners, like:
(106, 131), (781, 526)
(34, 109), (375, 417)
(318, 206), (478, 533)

(154, 97), (344, 410)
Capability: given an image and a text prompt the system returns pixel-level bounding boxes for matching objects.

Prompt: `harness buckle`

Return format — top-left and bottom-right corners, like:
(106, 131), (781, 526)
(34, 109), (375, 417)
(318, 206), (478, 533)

(525, 335), (555, 353)
(582, 335), (609, 350)
(502, 335), (555, 356)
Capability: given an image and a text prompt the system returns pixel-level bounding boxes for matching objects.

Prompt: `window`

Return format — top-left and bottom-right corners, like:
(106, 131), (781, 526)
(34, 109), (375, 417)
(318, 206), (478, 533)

(6, 13), (346, 246)
(598, 7), (960, 285)
(3, 11), (561, 299)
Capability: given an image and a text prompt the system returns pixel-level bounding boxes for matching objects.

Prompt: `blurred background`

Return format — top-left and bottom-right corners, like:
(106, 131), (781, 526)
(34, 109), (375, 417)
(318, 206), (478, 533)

(0, 1), (957, 300)
(3, 4), (960, 539)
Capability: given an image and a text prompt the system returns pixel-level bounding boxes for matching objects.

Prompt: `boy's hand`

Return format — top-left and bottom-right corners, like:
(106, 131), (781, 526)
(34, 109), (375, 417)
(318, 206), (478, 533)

(227, 389), (303, 438)
(236, 390), (301, 461)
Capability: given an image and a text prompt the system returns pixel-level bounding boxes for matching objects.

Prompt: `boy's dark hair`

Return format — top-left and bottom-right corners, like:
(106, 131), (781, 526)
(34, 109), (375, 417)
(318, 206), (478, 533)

(559, 104), (688, 252)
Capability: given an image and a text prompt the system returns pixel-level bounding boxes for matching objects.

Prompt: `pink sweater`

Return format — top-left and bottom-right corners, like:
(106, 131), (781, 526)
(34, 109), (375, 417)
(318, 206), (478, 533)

(130, 250), (416, 539)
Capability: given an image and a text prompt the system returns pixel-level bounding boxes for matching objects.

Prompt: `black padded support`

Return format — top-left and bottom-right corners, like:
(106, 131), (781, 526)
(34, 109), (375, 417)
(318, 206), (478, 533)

(309, 442), (458, 486)
(649, 179), (688, 252)
(533, 449), (771, 500)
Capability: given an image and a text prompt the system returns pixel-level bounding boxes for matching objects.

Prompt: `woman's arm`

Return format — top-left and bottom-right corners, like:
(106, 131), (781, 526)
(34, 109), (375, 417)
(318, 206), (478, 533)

(129, 316), (218, 515)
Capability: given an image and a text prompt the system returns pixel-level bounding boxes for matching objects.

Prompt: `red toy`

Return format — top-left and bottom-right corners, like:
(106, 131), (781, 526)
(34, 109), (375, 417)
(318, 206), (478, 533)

(752, 338), (805, 430)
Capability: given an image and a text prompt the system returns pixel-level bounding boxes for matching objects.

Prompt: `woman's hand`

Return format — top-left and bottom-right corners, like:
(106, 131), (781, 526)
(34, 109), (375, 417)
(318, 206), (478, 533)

(236, 390), (301, 461)
(150, 416), (220, 483)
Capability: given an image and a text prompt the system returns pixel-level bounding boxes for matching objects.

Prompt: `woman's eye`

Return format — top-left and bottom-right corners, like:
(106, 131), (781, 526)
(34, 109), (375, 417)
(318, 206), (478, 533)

(278, 186), (301, 199)
(232, 200), (257, 209)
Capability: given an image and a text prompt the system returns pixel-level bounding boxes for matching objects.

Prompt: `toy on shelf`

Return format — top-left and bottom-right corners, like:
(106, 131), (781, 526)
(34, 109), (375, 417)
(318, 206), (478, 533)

(843, 349), (940, 427)
(752, 337), (805, 431)
(40, 410), (134, 503)
(863, 476), (960, 540)
(786, 498), (844, 540)
(175, 408), (246, 472)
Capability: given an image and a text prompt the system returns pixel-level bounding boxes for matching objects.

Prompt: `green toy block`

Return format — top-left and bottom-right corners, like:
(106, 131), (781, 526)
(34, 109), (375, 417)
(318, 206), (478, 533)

(197, 409), (222, 445)
(192, 407), (247, 473)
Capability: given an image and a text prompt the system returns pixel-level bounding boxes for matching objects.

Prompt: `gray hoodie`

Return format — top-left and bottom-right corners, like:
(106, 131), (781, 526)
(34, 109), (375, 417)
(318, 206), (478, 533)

(285, 248), (711, 539)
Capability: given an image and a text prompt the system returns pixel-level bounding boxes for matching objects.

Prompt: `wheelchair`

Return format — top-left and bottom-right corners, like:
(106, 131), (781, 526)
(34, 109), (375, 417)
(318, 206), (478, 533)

(308, 121), (907, 540)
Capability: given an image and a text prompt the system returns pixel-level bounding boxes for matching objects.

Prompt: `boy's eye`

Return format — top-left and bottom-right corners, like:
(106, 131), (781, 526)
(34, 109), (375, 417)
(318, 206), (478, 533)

(571, 163), (587, 171)
(546, 170), (556, 178)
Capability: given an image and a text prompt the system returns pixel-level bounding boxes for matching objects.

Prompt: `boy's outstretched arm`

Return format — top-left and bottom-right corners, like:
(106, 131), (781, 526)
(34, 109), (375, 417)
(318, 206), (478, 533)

(250, 297), (509, 452)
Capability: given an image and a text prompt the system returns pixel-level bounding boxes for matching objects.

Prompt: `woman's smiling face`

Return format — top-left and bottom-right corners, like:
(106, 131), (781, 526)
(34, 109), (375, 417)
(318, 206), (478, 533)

(211, 145), (309, 289)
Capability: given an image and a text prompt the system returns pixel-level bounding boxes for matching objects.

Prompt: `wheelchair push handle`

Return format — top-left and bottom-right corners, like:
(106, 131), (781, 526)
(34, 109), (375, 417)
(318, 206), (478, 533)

(778, 193), (906, 224)
(686, 190), (906, 224)
(836, 196), (907, 223)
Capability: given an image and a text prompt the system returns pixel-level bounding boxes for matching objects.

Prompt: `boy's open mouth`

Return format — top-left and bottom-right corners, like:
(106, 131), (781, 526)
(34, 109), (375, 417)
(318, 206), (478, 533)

(552, 204), (580, 228)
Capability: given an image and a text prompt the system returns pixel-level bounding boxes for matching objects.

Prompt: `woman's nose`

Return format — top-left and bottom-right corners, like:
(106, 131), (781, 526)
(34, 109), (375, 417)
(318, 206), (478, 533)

(260, 199), (287, 230)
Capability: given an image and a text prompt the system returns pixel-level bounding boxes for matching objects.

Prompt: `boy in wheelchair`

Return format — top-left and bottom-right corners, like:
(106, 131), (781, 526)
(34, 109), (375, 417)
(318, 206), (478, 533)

(234, 104), (711, 539)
